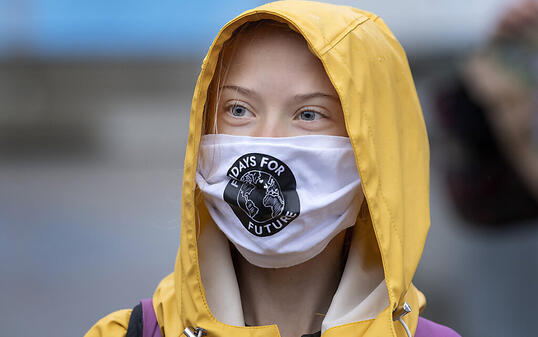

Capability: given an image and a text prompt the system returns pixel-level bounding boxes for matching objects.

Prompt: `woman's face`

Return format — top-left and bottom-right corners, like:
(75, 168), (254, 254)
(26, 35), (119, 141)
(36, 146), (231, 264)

(212, 25), (347, 137)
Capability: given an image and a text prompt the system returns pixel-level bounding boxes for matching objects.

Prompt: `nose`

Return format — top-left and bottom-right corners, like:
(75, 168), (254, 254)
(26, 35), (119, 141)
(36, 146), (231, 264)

(253, 115), (288, 137)
(256, 125), (284, 137)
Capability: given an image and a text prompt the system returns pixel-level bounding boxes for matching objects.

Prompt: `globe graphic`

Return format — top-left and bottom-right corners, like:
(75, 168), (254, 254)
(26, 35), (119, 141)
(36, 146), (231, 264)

(237, 170), (285, 223)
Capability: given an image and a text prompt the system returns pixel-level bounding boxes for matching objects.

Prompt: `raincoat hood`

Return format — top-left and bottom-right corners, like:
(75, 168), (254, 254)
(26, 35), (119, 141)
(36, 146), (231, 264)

(153, 1), (430, 337)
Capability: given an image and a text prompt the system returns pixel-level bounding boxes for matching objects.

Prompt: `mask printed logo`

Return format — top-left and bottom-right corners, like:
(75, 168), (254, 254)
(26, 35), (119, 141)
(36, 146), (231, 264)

(224, 153), (300, 237)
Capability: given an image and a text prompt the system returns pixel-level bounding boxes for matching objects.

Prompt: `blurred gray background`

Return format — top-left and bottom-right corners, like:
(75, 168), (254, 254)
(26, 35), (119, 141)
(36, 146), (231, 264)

(1, 1), (537, 336)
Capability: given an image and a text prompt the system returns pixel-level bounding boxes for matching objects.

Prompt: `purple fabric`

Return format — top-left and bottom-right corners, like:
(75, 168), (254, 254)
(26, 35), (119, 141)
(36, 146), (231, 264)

(415, 317), (461, 337)
(141, 298), (163, 337)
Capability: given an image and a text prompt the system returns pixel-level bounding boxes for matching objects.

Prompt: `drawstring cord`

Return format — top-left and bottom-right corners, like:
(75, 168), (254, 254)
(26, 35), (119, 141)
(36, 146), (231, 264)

(185, 302), (413, 337)
(393, 302), (412, 337)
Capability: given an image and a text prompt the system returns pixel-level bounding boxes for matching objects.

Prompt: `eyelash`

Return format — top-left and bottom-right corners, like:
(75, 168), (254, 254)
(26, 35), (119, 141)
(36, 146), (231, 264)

(295, 108), (326, 121)
(224, 103), (253, 118)
(223, 102), (327, 122)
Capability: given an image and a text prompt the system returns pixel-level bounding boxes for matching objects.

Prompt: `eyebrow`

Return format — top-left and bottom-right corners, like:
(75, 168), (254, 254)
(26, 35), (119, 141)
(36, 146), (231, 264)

(222, 85), (260, 100)
(222, 85), (340, 103)
(293, 92), (340, 102)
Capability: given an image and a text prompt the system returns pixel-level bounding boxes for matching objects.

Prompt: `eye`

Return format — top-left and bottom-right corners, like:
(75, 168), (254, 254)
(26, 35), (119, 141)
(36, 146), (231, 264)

(228, 104), (252, 118)
(298, 110), (323, 121)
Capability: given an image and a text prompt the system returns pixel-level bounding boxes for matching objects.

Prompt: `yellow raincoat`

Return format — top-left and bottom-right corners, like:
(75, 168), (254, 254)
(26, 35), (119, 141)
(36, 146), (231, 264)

(86, 1), (434, 336)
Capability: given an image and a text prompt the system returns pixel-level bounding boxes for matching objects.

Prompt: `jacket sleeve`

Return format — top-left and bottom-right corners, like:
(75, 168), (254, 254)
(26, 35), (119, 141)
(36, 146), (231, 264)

(84, 309), (132, 337)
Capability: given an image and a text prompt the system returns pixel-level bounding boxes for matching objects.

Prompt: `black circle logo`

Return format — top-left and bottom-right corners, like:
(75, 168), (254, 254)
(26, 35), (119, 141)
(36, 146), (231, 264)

(224, 153), (300, 237)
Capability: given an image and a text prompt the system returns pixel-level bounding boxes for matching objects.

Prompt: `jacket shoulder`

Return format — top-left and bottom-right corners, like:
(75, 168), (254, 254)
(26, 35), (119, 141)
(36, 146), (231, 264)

(416, 317), (461, 337)
(84, 309), (132, 337)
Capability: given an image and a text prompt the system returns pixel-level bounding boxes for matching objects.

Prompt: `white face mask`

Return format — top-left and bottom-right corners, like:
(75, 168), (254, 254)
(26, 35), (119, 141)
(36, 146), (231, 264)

(196, 134), (362, 268)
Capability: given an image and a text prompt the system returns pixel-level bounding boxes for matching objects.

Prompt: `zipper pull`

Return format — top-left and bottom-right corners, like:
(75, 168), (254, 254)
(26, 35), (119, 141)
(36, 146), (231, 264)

(184, 327), (207, 337)
(392, 302), (412, 321)
(392, 302), (412, 337)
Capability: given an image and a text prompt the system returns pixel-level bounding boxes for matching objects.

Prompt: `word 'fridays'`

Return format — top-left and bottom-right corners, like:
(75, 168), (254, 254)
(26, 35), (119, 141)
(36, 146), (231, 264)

(229, 155), (286, 178)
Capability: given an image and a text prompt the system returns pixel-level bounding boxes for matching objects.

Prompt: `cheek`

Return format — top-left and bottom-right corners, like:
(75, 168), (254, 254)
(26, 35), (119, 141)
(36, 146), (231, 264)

(216, 113), (253, 135)
(334, 117), (348, 137)
(334, 125), (348, 137)
(332, 109), (348, 137)
(298, 110), (348, 137)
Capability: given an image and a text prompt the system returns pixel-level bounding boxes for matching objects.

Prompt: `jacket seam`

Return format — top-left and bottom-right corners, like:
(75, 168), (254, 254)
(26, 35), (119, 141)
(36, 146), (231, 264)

(319, 16), (370, 56)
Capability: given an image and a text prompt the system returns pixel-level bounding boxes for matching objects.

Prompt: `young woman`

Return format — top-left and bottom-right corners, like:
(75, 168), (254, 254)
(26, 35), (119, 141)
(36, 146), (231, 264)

(86, 1), (460, 337)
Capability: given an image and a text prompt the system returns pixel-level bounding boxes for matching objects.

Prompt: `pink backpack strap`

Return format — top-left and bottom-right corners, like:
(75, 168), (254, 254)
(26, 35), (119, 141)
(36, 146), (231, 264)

(141, 298), (163, 337)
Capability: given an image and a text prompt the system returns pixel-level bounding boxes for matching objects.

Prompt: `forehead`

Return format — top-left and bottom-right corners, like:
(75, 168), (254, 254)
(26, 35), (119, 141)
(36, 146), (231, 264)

(220, 24), (336, 95)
